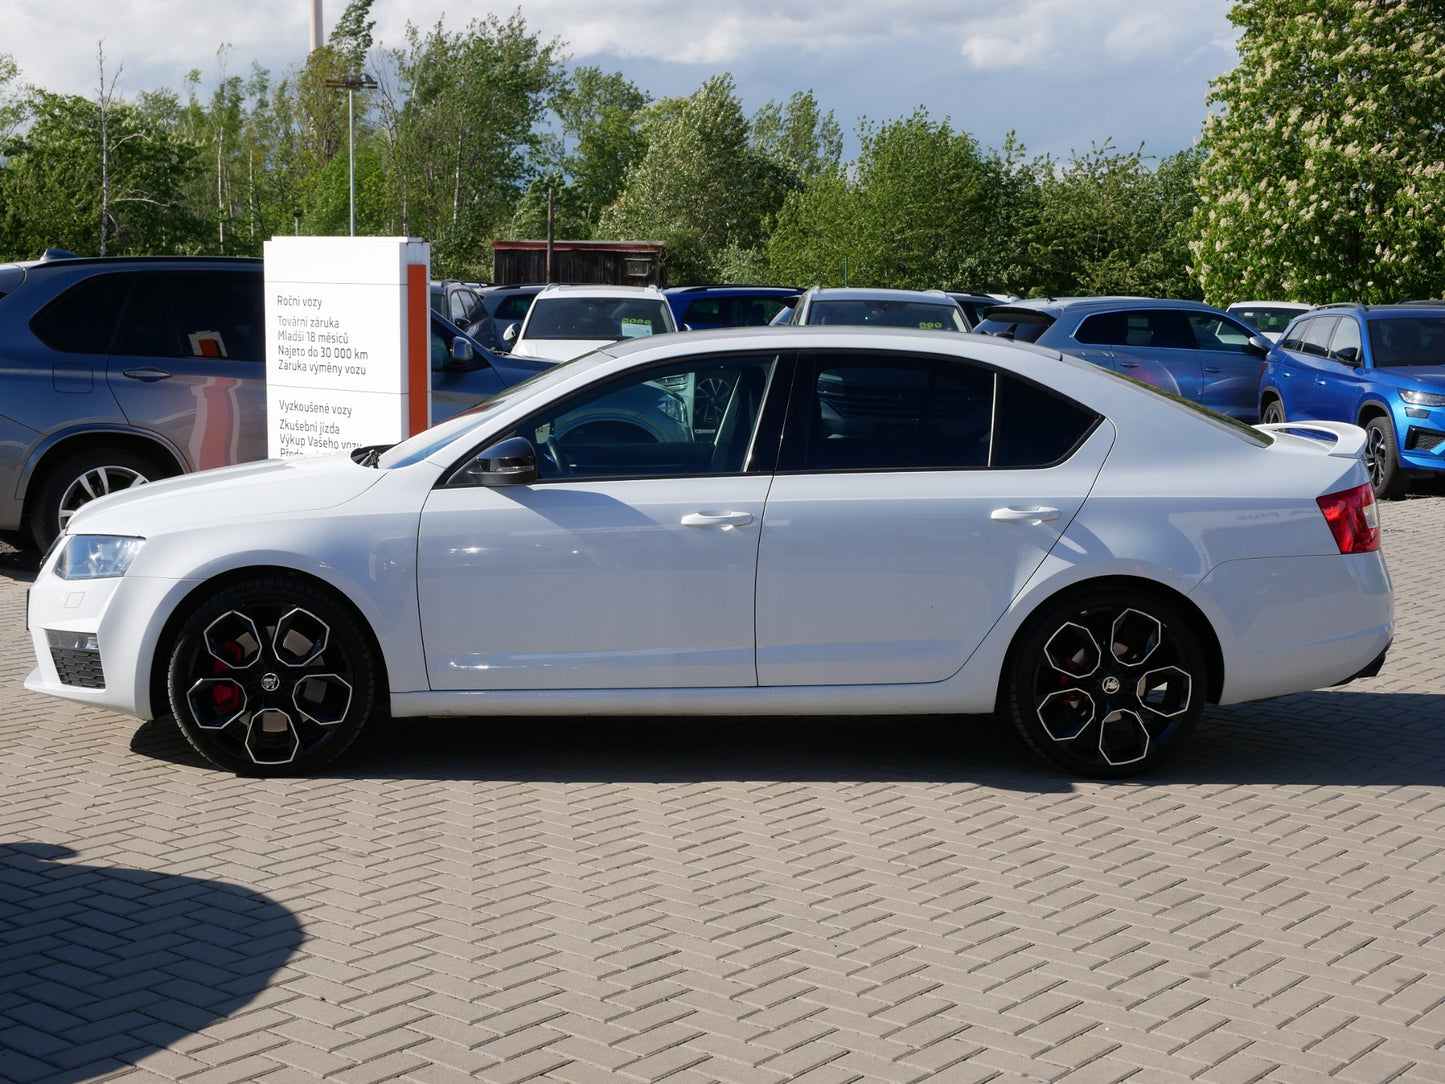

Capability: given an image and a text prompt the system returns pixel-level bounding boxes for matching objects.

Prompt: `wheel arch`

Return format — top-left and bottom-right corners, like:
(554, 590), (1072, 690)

(22, 429), (185, 521)
(1355, 399), (1394, 427)
(994, 573), (1226, 713)
(147, 564), (392, 723)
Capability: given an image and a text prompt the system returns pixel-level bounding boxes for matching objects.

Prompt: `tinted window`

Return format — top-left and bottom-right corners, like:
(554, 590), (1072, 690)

(790, 353), (1096, 472)
(1295, 317), (1339, 358)
(974, 311), (1052, 343)
(1369, 316), (1445, 367)
(114, 271), (264, 361)
(493, 293), (537, 322)
(505, 354), (778, 480)
(1075, 309), (1193, 349)
(1190, 314), (1258, 353)
(805, 299), (968, 331)
(30, 273), (133, 353)
(1329, 317), (1362, 363)
(525, 296), (671, 341)
(681, 296), (789, 327)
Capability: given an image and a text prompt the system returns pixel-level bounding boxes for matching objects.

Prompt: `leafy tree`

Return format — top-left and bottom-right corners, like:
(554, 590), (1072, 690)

(1026, 142), (1202, 299)
(373, 13), (566, 276)
(768, 111), (1013, 292)
(598, 75), (787, 283)
(330, 0), (378, 70)
(1193, 0), (1445, 304)
(751, 90), (842, 187)
(551, 66), (651, 227)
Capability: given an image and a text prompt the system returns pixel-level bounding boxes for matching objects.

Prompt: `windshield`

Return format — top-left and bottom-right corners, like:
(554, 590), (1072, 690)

(1368, 316), (1445, 367)
(524, 296), (672, 341)
(807, 298), (968, 331)
(376, 354), (604, 468)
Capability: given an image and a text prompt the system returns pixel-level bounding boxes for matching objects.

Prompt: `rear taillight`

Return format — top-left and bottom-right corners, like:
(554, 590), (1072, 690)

(1316, 483), (1380, 553)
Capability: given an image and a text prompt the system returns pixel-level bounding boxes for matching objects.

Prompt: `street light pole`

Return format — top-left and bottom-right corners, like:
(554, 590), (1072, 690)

(322, 73), (377, 237)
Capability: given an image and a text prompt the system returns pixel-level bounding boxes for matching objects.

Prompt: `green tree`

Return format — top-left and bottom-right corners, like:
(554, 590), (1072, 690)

(1026, 142), (1202, 299)
(768, 110), (1014, 292)
(374, 13), (566, 276)
(1193, 0), (1445, 304)
(750, 89), (842, 187)
(598, 75), (787, 283)
(551, 66), (651, 228)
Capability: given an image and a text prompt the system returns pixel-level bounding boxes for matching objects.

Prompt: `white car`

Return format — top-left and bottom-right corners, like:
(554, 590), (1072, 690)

(504, 283), (677, 362)
(26, 327), (1393, 778)
(1226, 301), (1313, 342)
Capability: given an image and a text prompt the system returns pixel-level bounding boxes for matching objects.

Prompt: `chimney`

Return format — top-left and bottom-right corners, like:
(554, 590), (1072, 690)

(310, 0), (323, 52)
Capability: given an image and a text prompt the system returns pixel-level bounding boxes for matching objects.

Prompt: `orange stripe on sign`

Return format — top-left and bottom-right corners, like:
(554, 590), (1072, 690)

(407, 263), (429, 436)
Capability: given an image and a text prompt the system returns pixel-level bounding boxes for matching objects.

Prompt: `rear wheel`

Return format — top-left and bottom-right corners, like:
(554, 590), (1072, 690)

(1260, 397), (1285, 425)
(1004, 587), (1206, 778)
(1362, 416), (1408, 499)
(166, 576), (378, 776)
(29, 447), (169, 551)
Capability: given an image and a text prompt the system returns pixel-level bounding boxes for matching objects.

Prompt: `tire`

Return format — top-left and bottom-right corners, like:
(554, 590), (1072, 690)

(1260, 397), (1285, 425)
(166, 576), (378, 776)
(28, 447), (169, 551)
(1003, 587), (1207, 778)
(1362, 416), (1408, 500)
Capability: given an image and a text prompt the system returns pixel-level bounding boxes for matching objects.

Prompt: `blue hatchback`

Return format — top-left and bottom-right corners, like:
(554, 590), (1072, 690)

(1259, 302), (1445, 497)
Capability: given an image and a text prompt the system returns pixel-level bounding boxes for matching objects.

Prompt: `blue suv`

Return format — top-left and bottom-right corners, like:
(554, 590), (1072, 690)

(1259, 302), (1445, 498)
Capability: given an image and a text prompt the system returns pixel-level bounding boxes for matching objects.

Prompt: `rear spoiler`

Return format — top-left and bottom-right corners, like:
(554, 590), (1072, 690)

(1254, 420), (1367, 458)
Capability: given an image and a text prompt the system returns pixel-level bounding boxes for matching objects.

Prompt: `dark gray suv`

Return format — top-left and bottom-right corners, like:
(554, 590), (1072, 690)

(974, 297), (1271, 421)
(1, 252), (548, 551)
(1, 253), (269, 551)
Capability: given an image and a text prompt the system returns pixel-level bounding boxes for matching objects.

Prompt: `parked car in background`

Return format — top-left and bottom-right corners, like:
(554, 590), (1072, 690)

(974, 297), (1271, 421)
(947, 292), (1006, 327)
(475, 283), (546, 347)
(0, 252), (546, 551)
(664, 285), (800, 330)
(787, 287), (972, 331)
(430, 278), (505, 353)
(1259, 301), (1445, 498)
(504, 284), (677, 362)
(26, 325), (1391, 779)
(1227, 300), (1313, 342)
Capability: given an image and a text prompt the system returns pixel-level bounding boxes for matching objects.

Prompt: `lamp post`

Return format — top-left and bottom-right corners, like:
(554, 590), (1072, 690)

(322, 72), (377, 236)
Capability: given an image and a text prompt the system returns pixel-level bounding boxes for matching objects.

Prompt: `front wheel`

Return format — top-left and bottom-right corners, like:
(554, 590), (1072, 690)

(166, 576), (379, 775)
(1362, 416), (1408, 500)
(1003, 587), (1207, 778)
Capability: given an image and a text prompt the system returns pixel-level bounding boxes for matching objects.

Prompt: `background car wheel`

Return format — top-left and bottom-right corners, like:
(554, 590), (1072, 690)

(28, 447), (170, 551)
(166, 576), (379, 776)
(1362, 417), (1408, 500)
(1003, 587), (1206, 778)
(1261, 398), (1286, 425)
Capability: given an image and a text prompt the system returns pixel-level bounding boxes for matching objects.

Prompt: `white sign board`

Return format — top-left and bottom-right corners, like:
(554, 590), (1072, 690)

(262, 236), (431, 459)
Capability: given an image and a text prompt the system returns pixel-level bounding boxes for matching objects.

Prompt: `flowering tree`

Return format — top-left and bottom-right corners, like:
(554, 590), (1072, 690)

(1193, 0), (1445, 305)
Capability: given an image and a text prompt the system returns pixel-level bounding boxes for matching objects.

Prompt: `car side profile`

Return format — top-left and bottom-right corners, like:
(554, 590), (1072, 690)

(1259, 302), (1445, 498)
(26, 326), (1391, 780)
(0, 253), (546, 551)
(974, 297), (1271, 421)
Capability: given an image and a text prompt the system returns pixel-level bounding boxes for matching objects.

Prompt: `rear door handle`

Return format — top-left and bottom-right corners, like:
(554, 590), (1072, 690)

(991, 506), (1061, 525)
(122, 366), (174, 381)
(681, 511), (754, 528)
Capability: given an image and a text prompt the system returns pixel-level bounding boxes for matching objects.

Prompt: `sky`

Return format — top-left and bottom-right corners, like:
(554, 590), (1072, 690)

(6, 0), (1241, 163)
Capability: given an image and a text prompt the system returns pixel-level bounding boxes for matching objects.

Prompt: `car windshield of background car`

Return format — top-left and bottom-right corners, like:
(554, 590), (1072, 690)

(974, 311), (1051, 343)
(809, 300), (968, 331)
(1368, 317), (1445, 367)
(526, 298), (671, 341)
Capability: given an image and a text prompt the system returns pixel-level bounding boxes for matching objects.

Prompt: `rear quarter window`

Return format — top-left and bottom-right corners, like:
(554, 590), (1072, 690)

(30, 273), (134, 354)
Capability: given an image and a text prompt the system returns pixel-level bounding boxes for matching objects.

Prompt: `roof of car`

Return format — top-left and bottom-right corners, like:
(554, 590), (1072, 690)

(804, 287), (954, 301)
(983, 296), (1231, 316)
(534, 283), (666, 298)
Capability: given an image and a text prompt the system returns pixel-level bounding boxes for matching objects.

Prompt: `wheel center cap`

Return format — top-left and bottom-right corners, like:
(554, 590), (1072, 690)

(1101, 676), (1122, 695)
(261, 673), (281, 693)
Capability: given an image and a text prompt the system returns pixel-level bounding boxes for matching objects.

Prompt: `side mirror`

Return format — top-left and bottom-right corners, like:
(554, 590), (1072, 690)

(472, 436), (537, 486)
(447, 336), (475, 369)
(503, 322), (520, 345)
(1333, 345), (1361, 366)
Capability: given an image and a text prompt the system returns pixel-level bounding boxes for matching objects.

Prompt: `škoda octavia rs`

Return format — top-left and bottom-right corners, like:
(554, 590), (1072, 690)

(26, 327), (1393, 777)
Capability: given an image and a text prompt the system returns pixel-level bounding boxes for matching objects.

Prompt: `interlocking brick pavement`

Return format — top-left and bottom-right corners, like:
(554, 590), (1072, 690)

(1, 493), (1443, 1083)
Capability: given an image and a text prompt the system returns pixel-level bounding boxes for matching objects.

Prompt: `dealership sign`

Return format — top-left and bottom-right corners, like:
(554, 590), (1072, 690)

(262, 236), (431, 459)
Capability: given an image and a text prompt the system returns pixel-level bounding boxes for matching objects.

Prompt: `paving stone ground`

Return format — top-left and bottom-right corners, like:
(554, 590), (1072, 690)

(1, 492), (1443, 1084)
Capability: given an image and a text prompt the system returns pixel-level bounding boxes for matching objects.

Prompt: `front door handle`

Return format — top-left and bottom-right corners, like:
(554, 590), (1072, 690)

(991, 506), (1061, 525)
(681, 511), (754, 528)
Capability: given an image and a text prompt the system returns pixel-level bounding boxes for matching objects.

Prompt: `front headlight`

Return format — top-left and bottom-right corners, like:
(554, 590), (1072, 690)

(53, 535), (145, 580)
(1399, 388), (1445, 407)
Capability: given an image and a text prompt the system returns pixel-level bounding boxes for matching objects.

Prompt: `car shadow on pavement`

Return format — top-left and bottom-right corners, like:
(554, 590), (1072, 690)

(0, 842), (302, 1083)
(130, 689), (1445, 790)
